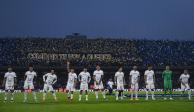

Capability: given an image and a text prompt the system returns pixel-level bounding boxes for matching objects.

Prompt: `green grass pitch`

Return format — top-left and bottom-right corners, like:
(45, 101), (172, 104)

(0, 92), (194, 112)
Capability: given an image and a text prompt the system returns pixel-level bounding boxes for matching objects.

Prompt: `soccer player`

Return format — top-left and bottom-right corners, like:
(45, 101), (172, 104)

(107, 79), (114, 95)
(43, 69), (57, 101)
(114, 67), (125, 100)
(66, 61), (77, 101)
(179, 69), (191, 100)
(78, 67), (91, 101)
(144, 65), (155, 100)
(93, 65), (106, 100)
(129, 66), (140, 100)
(2, 67), (17, 102)
(162, 65), (173, 100)
(23, 66), (37, 102)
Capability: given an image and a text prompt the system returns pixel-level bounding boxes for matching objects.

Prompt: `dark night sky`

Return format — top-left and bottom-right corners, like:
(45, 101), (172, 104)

(0, 0), (194, 40)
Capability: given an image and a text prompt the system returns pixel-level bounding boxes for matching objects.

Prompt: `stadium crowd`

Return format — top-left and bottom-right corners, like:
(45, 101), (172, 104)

(0, 37), (194, 90)
(1, 38), (194, 67)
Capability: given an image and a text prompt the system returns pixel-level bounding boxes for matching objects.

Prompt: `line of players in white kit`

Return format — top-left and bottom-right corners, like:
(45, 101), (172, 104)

(1, 62), (191, 102)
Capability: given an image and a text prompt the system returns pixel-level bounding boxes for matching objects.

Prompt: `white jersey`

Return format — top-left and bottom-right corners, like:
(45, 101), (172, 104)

(180, 74), (190, 84)
(93, 70), (104, 83)
(115, 72), (124, 85)
(129, 70), (140, 84)
(43, 73), (57, 85)
(107, 81), (114, 89)
(78, 71), (91, 85)
(67, 72), (77, 84)
(4, 72), (16, 86)
(25, 71), (37, 83)
(144, 70), (154, 83)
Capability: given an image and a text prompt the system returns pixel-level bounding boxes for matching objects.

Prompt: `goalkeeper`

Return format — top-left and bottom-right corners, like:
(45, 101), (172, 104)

(162, 65), (173, 100)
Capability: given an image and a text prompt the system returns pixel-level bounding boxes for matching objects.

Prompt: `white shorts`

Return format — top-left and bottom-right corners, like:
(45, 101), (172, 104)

(5, 84), (14, 90)
(181, 83), (190, 91)
(43, 84), (54, 92)
(24, 82), (34, 90)
(66, 83), (75, 91)
(80, 83), (88, 91)
(94, 82), (104, 90)
(146, 82), (155, 90)
(131, 83), (139, 91)
(117, 84), (124, 90)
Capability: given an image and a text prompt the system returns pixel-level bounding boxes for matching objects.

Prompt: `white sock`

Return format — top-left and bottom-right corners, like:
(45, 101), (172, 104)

(131, 92), (133, 99)
(146, 90), (148, 99)
(43, 92), (46, 100)
(24, 92), (27, 101)
(79, 95), (82, 100)
(95, 91), (98, 99)
(135, 91), (138, 99)
(151, 91), (155, 99)
(67, 92), (70, 98)
(11, 97), (13, 101)
(188, 90), (191, 99)
(70, 94), (73, 99)
(85, 95), (88, 100)
(4, 92), (8, 101)
(52, 93), (57, 100)
(116, 91), (119, 100)
(11, 92), (14, 101)
(120, 92), (123, 99)
(102, 91), (106, 99)
(33, 92), (37, 101)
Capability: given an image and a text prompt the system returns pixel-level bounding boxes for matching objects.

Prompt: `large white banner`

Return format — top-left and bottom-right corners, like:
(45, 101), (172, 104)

(27, 53), (112, 61)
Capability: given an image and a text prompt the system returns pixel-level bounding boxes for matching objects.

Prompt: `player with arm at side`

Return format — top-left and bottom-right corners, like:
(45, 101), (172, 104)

(144, 65), (156, 100)
(66, 61), (77, 101)
(78, 67), (91, 101)
(93, 65), (106, 101)
(162, 65), (173, 100)
(129, 66), (140, 100)
(23, 66), (37, 103)
(43, 69), (57, 101)
(107, 79), (114, 95)
(2, 67), (17, 102)
(179, 69), (191, 100)
(114, 67), (125, 101)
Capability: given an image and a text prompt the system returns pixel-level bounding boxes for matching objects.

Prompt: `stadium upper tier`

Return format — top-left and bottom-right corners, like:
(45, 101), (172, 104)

(0, 38), (194, 67)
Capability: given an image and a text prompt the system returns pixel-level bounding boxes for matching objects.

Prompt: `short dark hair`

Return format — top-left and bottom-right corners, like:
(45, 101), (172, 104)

(96, 64), (100, 67)
(8, 65), (12, 67)
(70, 67), (74, 70)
